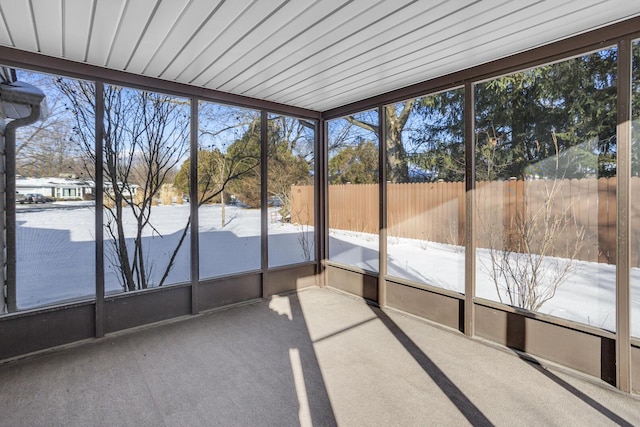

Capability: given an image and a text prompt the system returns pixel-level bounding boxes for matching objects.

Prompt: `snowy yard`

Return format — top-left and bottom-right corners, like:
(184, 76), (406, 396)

(15, 203), (312, 308)
(330, 230), (640, 335)
(13, 202), (640, 336)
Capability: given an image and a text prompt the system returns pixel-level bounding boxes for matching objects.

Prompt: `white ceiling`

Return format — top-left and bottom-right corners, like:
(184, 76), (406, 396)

(0, 0), (638, 112)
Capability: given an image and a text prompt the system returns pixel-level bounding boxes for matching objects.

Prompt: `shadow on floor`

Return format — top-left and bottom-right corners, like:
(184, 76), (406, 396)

(0, 292), (338, 427)
(369, 304), (494, 427)
(513, 351), (634, 427)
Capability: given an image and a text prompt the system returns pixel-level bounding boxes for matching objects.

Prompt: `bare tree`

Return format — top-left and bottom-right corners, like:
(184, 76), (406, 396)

(345, 101), (415, 182)
(294, 204), (313, 262)
(480, 135), (585, 311)
(189, 105), (263, 217)
(194, 145), (260, 225)
(58, 80), (191, 291)
(14, 73), (83, 177)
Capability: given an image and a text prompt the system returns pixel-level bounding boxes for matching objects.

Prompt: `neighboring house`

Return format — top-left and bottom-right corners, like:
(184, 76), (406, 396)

(16, 175), (143, 202)
(16, 175), (94, 200)
(103, 181), (140, 202)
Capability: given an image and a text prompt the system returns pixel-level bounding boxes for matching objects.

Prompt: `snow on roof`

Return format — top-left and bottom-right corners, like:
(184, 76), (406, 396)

(0, 81), (48, 120)
(16, 177), (93, 187)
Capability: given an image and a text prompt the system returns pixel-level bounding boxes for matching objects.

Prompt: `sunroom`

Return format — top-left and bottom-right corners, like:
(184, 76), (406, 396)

(1, 1), (640, 423)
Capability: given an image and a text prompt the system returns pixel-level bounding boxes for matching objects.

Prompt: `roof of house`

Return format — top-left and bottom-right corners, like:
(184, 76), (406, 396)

(16, 177), (93, 188)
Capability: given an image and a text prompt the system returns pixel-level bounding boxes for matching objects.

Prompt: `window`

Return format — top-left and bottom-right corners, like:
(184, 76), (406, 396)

(11, 71), (95, 310)
(474, 49), (617, 330)
(100, 85), (191, 292)
(631, 39), (640, 338)
(62, 188), (77, 197)
(385, 89), (465, 291)
(197, 102), (261, 278)
(267, 114), (316, 268)
(327, 110), (379, 272)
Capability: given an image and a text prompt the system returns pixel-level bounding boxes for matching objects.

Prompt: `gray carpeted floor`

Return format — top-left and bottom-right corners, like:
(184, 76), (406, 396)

(0, 287), (639, 426)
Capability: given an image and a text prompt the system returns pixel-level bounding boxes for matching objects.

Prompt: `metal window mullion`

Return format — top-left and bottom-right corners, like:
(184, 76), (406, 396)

(1, 116), (6, 314)
(4, 124), (13, 313)
(464, 82), (476, 337)
(322, 119), (329, 287)
(315, 118), (324, 286)
(190, 98), (199, 315)
(379, 105), (387, 307)
(261, 111), (268, 297)
(616, 37), (632, 393)
(95, 81), (104, 338)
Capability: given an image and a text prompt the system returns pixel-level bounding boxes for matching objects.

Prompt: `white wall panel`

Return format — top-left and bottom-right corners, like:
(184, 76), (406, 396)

(106, 0), (159, 70)
(32, 0), (63, 57)
(124, 0), (190, 74)
(0, 0), (37, 51)
(62, 0), (94, 62)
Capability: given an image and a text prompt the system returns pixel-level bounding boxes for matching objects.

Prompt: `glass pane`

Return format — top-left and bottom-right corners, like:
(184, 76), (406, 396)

(12, 71), (96, 310)
(328, 110), (379, 272)
(475, 48), (617, 331)
(267, 114), (316, 268)
(631, 39), (640, 338)
(197, 102), (261, 278)
(386, 89), (465, 292)
(102, 85), (191, 293)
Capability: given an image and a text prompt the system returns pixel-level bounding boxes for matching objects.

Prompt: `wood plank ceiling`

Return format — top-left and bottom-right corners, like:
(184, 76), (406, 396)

(0, 0), (638, 112)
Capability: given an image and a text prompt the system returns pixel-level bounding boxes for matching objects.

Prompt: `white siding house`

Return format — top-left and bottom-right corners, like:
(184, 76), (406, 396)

(16, 176), (94, 200)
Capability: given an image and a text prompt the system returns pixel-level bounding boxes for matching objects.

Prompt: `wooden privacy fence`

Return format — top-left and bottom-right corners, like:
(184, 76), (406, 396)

(290, 177), (636, 265)
(290, 184), (315, 226)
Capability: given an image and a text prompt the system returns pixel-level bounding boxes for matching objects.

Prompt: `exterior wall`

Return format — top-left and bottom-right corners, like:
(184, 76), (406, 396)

(16, 186), (54, 197)
(17, 177), (94, 200)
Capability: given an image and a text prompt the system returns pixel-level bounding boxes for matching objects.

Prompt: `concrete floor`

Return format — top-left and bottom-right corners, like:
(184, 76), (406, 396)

(1, 287), (639, 426)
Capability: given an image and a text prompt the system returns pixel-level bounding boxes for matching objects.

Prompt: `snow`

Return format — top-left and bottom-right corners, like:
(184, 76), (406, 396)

(15, 203), (315, 308)
(13, 202), (640, 336)
(329, 228), (640, 335)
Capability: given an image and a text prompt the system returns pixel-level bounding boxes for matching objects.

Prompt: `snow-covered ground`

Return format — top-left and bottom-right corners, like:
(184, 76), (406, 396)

(330, 229), (639, 335)
(12, 202), (640, 336)
(15, 203), (313, 309)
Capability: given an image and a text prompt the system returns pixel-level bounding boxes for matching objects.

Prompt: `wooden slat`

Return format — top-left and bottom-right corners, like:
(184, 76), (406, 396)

(411, 182), (418, 239)
(631, 177), (640, 267)
(598, 177), (610, 263)
(386, 183), (395, 236)
(459, 181), (466, 246)
(301, 177), (626, 265)
(607, 177), (617, 264)
(420, 182), (428, 242)
(586, 178), (599, 262)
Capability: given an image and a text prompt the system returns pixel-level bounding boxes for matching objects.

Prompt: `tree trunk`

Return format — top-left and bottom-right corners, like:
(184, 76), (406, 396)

(114, 194), (135, 291)
(386, 124), (409, 182)
(221, 188), (225, 228)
